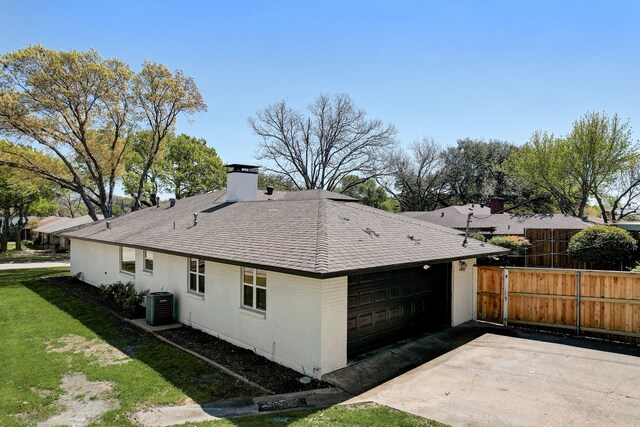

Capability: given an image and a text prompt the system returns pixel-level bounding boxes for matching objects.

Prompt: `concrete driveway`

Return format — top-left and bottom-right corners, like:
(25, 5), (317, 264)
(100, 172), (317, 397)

(349, 334), (640, 426)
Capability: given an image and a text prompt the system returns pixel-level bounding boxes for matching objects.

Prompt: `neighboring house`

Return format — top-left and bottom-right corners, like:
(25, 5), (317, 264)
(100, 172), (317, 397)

(35, 215), (102, 247)
(402, 199), (602, 268)
(0, 215), (38, 241)
(61, 164), (506, 378)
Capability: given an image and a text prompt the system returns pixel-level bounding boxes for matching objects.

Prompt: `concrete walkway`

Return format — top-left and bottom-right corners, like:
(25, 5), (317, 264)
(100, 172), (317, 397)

(131, 388), (351, 427)
(0, 260), (70, 270)
(348, 334), (640, 427)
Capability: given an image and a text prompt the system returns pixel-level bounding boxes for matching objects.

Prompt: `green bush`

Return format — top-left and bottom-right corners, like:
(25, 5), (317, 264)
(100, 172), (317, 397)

(469, 233), (487, 242)
(488, 235), (530, 254)
(568, 225), (637, 267)
(99, 281), (148, 317)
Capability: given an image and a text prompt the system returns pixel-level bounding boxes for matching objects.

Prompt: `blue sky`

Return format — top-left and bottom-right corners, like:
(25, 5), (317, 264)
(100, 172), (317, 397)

(1, 0), (639, 166)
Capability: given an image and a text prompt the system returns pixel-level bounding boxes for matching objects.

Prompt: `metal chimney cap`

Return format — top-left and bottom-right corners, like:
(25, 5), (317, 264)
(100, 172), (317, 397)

(224, 164), (259, 174)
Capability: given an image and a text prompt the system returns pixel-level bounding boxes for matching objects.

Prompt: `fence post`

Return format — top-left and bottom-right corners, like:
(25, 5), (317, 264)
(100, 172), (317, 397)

(503, 268), (509, 327)
(576, 271), (581, 337)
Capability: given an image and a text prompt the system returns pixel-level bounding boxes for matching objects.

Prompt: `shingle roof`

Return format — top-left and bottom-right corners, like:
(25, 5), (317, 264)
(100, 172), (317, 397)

(61, 190), (507, 277)
(402, 204), (600, 235)
(34, 215), (103, 234)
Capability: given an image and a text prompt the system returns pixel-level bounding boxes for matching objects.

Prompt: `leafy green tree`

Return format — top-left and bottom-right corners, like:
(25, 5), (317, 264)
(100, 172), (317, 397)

(441, 139), (513, 204)
(111, 195), (135, 217)
(568, 112), (637, 222)
(0, 46), (205, 219)
(509, 132), (579, 215)
(568, 225), (636, 268)
(0, 167), (56, 250)
(340, 175), (390, 209)
(258, 172), (296, 191)
(440, 138), (551, 211)
(130, 62), (206, 211)
(511, 112), (636, 219)
(0, 46), (133, 220)
(122, 131), (165, 207)
(160, 134), (226, 199)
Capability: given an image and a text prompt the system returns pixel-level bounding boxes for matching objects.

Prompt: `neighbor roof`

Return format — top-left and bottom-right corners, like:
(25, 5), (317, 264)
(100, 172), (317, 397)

(402, 204), (600, 235)
(61, 190), (506, 278)
(35, 215), (103, 235)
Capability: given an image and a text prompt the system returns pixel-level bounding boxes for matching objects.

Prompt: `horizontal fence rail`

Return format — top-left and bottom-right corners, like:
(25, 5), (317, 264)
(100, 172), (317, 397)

(476, 266), (640, 344)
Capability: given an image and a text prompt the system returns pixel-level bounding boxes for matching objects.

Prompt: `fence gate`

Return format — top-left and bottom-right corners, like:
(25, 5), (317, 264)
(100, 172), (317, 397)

(476, 266), (503, 324)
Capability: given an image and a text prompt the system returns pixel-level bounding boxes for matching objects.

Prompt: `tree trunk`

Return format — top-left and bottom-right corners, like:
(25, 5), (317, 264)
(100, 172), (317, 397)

(79, 191), (101, 220)
(594, 194), (609, 223)
(0, 209), (9, 252)
(14, 227), (21, 250)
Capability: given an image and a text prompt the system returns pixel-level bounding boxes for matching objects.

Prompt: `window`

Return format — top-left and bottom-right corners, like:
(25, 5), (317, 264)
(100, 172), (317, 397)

(120, 247), (136, 274)
(189, 258), (205, 294)
(242, 267), (266, 311)
(143, 250), (154, 272)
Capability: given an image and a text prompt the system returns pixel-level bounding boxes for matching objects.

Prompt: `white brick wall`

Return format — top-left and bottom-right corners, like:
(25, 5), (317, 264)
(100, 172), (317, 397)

(70, 238), (348, 377)
(451, 258), (476, 326)
(226, 172), (258, 202)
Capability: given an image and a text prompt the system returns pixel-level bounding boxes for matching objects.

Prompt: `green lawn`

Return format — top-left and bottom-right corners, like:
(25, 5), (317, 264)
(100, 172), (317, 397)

(0, 268), (447, 427)
(0, 267), (259, 426)
(190, 403), (448, 426)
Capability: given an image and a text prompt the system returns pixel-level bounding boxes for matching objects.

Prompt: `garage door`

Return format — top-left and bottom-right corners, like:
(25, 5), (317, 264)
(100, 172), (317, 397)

(347, 263), (451, 357)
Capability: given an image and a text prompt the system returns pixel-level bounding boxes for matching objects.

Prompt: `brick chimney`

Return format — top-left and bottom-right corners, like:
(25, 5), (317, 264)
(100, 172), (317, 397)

(225, 164), (259, 202)
(489, 197), (505, 214)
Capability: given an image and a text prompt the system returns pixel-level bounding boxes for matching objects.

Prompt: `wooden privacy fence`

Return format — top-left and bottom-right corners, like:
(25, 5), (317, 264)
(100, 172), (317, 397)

(476, 265), (640, 344)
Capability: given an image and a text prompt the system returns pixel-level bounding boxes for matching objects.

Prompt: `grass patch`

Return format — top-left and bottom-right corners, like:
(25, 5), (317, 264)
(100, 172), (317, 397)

(0, 268), (260, 426)
(0, 246), (69, 263)
(186, 403), (448, 426)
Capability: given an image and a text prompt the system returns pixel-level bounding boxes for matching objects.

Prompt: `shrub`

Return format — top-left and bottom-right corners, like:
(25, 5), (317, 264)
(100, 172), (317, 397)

(469, 233), (487, 242)
(568, 225), (637, 268)
(488, 235), (531, 255)
(99, 281), (148, 317)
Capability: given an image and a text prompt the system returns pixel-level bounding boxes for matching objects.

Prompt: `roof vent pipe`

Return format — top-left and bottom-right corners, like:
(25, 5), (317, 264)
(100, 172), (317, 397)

(193, 212), (198, 226)
(169, 198), (176, 208)
(106, 221), (111, 230)
(156, 196), (160, 208)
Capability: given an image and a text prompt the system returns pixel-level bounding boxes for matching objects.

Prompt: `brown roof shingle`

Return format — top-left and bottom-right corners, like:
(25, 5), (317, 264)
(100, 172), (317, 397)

(62, 190), (507, 277)
(402, 204), (600, 235)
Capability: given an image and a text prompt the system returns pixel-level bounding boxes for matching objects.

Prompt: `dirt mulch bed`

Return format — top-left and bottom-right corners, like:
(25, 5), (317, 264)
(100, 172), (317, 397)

(45, 275), (331, 394)
(157, 326), (331, 394)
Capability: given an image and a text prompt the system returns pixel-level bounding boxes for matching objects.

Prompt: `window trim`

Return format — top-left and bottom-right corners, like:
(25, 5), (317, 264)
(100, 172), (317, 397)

(120, 246), (136, 276)
(241, 267), (267, 312)
(188, 258), (206, 295)
(143, 250), (154, 272)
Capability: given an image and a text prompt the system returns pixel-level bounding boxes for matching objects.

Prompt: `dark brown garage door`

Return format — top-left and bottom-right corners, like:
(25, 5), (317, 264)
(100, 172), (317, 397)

(347, 263), (451, 357)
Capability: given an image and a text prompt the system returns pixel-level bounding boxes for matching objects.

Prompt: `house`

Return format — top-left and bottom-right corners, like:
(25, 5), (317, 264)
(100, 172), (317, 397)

(61, 165), (506, 378)
(0, 215), (39, 241)
(34, 215), (103, 248)
(402, 199), (601, 268)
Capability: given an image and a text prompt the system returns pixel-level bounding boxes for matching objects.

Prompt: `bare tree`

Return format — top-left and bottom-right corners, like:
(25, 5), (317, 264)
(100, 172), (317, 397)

(249, 94), (397, 192)
(384, 137), (446, 211)
(597, 160), (640, 222)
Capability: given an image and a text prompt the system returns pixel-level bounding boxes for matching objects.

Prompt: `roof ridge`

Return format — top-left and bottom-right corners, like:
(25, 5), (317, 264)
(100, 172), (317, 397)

(336, 200), (466, 238)
(315, 198), (330, 273)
